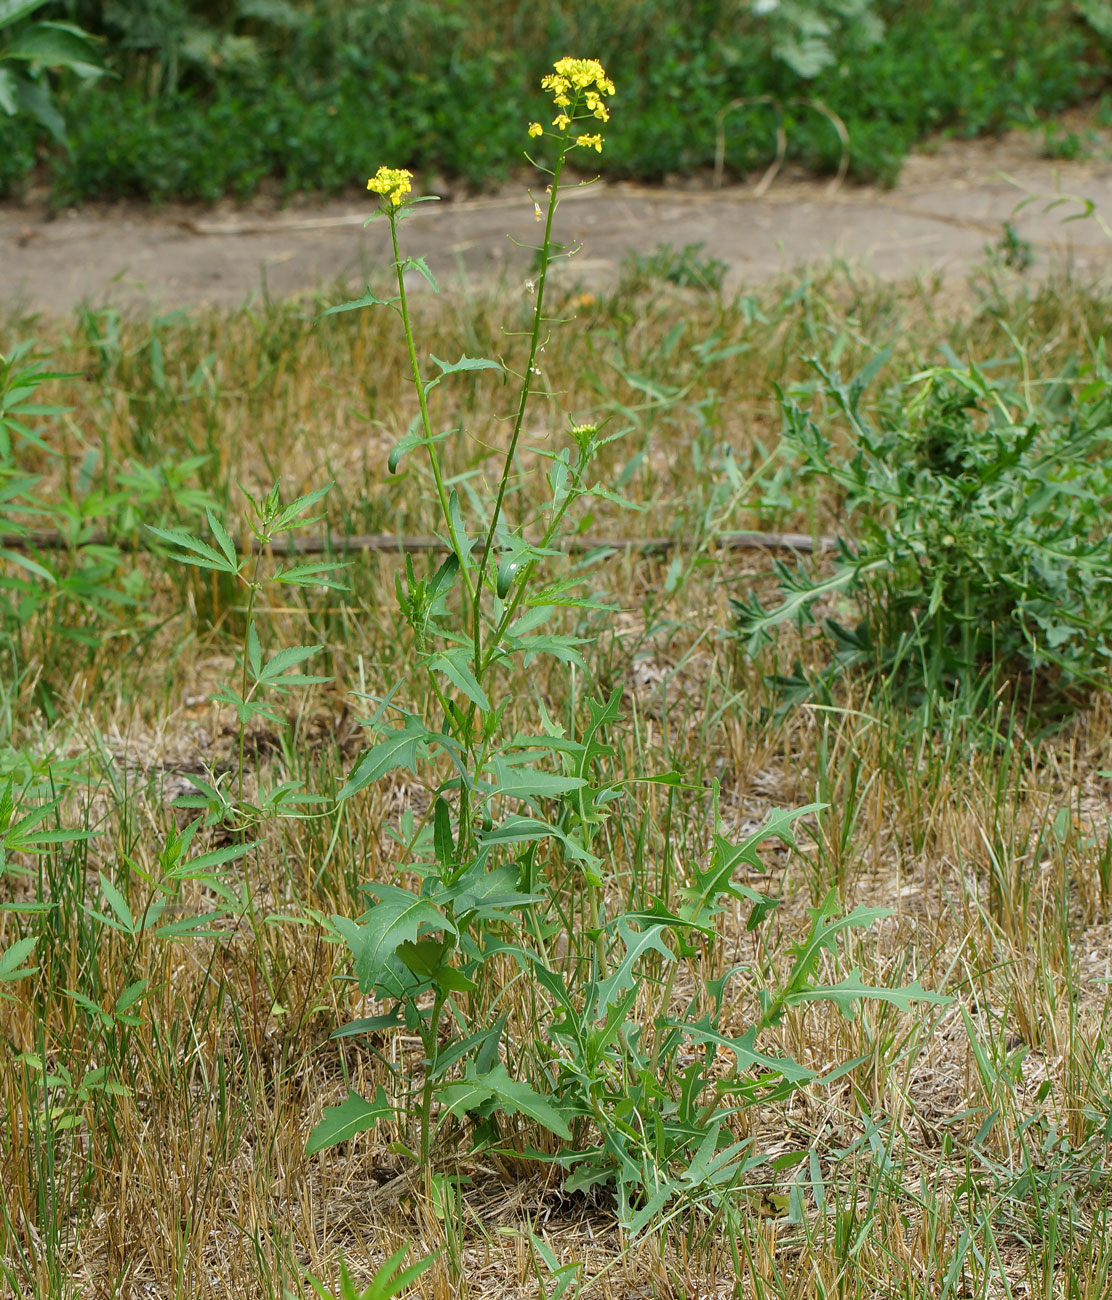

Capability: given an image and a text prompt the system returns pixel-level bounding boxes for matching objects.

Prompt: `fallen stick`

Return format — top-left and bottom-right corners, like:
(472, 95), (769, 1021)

(1, 528), (837, 557)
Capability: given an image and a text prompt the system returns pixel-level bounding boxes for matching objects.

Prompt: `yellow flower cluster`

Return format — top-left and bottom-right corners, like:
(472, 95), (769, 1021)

(366, 166), (413, 207)
(542, 58), (615, 109)
(531, 57), (614, 152)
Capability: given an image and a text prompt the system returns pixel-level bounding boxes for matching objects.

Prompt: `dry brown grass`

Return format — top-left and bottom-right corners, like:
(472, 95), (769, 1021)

(2, 260), (1112, 1298)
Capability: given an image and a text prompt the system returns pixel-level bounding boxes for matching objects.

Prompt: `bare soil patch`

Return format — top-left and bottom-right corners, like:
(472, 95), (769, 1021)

(5, 128), (1112, 316)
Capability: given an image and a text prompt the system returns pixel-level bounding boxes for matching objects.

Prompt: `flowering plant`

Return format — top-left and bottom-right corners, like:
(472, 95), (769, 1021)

(309, 57), (623, 1174)
(308, 57), (945, 1236)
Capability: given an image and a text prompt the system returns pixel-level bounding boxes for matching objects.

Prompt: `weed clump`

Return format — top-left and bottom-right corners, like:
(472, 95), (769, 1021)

(734, 352), (1112, 717)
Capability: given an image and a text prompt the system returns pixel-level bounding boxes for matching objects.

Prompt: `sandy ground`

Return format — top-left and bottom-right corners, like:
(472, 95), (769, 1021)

(5, 131), (1112, 316)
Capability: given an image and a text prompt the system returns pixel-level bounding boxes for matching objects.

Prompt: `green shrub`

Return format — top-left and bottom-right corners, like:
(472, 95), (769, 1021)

(734, 353), (1112, 715)
(0, 115), (35, 195)
(1, 0), (1100, 203)
(0, 0), (104, 147)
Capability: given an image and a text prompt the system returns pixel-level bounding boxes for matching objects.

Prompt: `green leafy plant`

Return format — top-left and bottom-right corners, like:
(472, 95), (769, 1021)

(0, 340), (223, 717)
(306, 1245), (436, 1300)
(992, 219), (1034, 272)
(61, 0), (305, 98)
(621, 241), (728, 294)
(0, 933), (37, 995)
(1040, 121), (1093, 161)
(148, 481), (347, 827)
(0, 0), (103, 143)
(747, 0), (883, 79)
(520, 1231), (585, 1300)
(528, 809), (949, 1229)
(1078, 0), (1112, 40)
(307, 60), (949, 1227)
(733, 351), (1112, 713)
(309, 65), (625, 1168)
(0, 342), (129, 702)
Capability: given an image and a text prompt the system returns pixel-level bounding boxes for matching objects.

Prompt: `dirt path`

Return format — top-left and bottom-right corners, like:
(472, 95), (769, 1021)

(5, 132), (1112, 316)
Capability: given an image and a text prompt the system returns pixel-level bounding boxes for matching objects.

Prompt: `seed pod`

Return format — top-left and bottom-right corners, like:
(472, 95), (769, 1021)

(496, 557), (522, 598)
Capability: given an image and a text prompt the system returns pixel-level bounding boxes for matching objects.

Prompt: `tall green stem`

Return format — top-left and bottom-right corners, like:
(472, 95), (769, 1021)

(479, 459), (588, 678)
(419, 991), (446, 1174)
(389, 212), (479, 850)
(389, 215), (475, 609)
(472, 141), (571, 673)
(236, 550), (264, 806)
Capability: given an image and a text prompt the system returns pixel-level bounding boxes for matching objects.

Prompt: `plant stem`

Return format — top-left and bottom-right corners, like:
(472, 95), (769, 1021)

(479, 456), (587, 678)
(473, 140), (570, 674)
(388, 213), (475, 609)
(419, 990), (446, 1174)
(237, 551), (264, 807)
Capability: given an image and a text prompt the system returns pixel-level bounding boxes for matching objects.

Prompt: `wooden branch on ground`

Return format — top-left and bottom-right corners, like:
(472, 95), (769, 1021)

(0, 529), (837, 557)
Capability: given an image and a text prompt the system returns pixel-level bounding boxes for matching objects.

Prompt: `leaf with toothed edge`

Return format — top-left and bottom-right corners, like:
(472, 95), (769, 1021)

(436, 1063), (572, 1139)
(339, 715), (442, 799)
(332, 895), (452, 992)
(306, 1086), (392, 1154)
(787, 969), (951, 1020)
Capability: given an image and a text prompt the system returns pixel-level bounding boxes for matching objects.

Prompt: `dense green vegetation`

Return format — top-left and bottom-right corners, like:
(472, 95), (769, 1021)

(0, 0), (1104, 204)
(734, 352), (1112, 723)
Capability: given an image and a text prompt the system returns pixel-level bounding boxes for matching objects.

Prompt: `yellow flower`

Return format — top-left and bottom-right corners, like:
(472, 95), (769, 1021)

(535, 59), (614, 150)
(585, 92), (610, 122)
(366, 166), (413, 207)
(551, 57), (613, 95)
(541, 58), (614, 110)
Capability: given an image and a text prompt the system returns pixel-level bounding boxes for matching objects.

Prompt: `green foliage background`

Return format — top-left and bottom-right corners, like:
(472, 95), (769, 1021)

(0, 0), (1104, 204)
